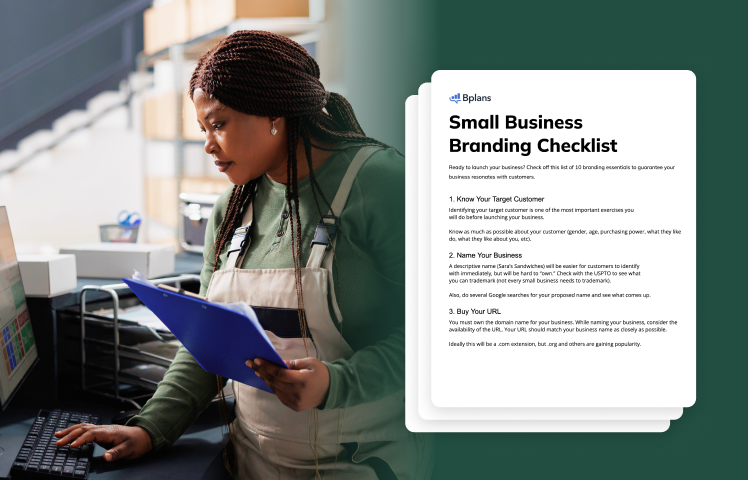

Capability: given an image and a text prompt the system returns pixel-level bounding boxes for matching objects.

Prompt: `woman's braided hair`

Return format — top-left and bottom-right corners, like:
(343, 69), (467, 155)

(189, 30), (392, 477)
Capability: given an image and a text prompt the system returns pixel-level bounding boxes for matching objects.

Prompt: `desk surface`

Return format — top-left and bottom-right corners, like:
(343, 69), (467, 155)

(8, 252), (229, 479)
(0, 399), (231, 480)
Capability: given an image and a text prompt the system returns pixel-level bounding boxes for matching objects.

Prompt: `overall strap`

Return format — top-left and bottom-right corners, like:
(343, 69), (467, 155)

(306, 145), (384, 323)
(226, 197), (254, 268)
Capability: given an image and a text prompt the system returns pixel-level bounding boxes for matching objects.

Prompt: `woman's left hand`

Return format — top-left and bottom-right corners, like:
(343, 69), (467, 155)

(247, 357), (330, 412)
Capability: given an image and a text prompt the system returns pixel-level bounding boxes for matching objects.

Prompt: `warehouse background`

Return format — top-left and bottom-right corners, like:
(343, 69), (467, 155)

(0, 0), (435, 252)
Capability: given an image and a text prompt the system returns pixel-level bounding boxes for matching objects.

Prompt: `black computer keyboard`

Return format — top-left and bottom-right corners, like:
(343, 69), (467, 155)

(11, 409), (100, 479)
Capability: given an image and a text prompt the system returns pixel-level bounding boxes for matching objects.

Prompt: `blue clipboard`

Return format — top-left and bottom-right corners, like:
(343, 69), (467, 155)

(122, 277), (286, 394)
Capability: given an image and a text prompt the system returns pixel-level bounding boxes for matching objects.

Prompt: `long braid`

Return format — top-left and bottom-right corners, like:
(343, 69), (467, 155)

(300, 121), (344, 475)
(212, 186), (240, 269)
(190, 31), (396, 478)
(203, 179), (257, 477)
(287, 117), (321, 476)
(285, 117), (309, 358)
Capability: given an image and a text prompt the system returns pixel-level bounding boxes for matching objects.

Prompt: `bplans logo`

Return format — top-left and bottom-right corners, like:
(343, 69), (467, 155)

(449, 93), (491, 104)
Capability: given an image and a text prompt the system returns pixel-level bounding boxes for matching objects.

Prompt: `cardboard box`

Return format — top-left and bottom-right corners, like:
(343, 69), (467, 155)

(143, 90), (204, 141)
(17, 254), (77, 297)
(143, 92), (178, 140)
(144, 0), (191, 55)
(59, 244), (175, 279)
(182, 92), (204, 141)
(190, 0), (309, 38)
(145, 177), (179, 228)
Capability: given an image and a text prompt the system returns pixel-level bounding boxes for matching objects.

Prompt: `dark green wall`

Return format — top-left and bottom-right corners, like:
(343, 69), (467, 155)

(424, 1), (745, 478)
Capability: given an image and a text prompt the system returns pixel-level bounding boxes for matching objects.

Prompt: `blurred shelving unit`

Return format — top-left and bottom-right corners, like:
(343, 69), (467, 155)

(135, 0), (325, 250)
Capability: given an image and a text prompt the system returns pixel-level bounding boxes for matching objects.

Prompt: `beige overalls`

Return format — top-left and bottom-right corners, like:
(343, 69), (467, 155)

(205, 147), (433, 479)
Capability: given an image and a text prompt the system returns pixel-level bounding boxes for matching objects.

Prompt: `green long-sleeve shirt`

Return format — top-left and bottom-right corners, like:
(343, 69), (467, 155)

(127, 142), (407, 451)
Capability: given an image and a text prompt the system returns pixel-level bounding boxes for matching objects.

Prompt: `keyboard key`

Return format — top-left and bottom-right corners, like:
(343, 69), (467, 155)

(16, 409), (99, 476)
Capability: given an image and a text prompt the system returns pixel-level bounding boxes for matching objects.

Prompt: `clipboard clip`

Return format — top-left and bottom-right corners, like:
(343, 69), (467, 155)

(310, 215), (338, 250)
(158, 284), (206, 301)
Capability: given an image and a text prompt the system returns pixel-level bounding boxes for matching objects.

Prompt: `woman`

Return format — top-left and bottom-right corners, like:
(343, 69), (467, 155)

(53, 31), (434, 479)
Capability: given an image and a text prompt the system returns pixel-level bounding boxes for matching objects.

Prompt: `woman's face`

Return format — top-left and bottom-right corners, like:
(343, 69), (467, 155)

(193, 88), (287, 185)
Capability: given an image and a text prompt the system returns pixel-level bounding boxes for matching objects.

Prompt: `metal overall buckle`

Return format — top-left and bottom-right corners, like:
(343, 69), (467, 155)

(310, 215), (338, 250)
(227, 226), (250, 256)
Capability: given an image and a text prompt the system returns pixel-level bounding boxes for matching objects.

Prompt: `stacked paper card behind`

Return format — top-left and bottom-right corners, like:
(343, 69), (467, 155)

(405, 71), (695, 431)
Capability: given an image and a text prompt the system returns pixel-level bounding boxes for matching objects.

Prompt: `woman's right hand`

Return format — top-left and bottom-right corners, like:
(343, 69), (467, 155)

(54, 424), (153, 461)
